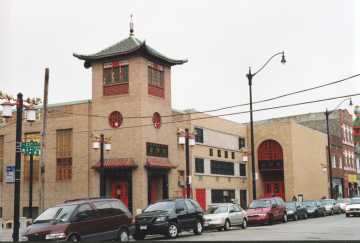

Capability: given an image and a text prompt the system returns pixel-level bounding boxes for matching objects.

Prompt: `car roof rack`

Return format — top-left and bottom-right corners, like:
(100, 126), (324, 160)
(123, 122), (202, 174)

(64, 197), (109, 203)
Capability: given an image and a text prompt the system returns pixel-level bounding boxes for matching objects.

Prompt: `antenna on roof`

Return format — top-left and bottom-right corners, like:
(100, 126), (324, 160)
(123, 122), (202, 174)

(130, 14), (134, 36)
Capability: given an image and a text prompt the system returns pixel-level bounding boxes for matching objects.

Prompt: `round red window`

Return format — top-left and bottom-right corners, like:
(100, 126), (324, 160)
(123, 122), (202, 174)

(152, 112), (161, 129)
(109, 111), (123, 128)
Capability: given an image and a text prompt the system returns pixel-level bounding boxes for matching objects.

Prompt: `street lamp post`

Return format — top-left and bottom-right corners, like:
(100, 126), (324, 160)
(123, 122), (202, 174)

(92, 134), (111, 197)
(246, 51), (286, 200)
(325, 97), (352, 199)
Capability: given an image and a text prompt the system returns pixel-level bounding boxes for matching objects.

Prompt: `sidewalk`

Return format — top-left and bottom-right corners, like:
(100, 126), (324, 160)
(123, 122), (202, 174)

(0, 228), (26, 242)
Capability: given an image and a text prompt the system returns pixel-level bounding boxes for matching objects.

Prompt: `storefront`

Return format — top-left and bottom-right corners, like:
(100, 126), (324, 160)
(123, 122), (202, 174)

(332, 178), (344, 199)
(348, 174), (358, 197)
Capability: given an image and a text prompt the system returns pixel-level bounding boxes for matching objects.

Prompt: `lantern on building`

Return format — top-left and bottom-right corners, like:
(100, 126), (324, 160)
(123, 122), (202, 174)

(25, 107), (37, 122)
(92, 141), (100, 149)
(1, 102), (13, 118)
(105, 143), (112, 151)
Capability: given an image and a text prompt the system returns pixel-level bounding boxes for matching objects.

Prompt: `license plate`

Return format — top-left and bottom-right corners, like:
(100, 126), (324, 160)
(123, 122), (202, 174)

(140, 225), (147, 230)
(204, 222), (209, 227)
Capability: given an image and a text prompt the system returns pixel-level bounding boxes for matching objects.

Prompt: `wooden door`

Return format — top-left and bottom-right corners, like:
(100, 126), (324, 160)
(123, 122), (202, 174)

(195, 188), (206, 210)
(264, 181), (285, 199)
(111, 178), (129, 207)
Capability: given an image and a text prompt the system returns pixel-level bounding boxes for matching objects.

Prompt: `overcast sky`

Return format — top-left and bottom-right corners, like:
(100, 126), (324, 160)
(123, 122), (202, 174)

(0, 0), (359, 123)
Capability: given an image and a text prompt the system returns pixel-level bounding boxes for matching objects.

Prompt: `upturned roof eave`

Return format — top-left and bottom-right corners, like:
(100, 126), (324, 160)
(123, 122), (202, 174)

(73, 43), (187, 67)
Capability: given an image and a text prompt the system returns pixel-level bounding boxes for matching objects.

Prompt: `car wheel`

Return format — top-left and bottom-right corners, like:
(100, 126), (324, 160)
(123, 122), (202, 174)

(267, 214), (273, 225)
(304, 213), (308, 219)
(223, 220), (230, 231)
(346, 213), (350, 217)
(167, 223), (179, 239)
(283, 213), (288, 223)
(118, 228), (129, 242)
(133, 232), (146, 240)
(68, 234), (80, 242)
(241, 219), (247, 229)
(194, 220), (203, 235)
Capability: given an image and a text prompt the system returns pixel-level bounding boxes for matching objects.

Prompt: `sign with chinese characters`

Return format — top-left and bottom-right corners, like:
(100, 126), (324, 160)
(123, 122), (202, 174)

(146, 142), (168, 158)
(5, 165), (15, 183)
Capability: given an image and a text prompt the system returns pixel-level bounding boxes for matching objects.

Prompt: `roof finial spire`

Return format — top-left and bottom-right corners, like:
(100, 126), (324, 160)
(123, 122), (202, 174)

(130, 14), (134, 36)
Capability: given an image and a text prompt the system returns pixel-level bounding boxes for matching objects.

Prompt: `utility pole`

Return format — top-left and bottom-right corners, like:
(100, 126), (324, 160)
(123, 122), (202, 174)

(100, 134), (106, 197)
(39, 68), (49, 212)
(185, 128), (191, 198)
(12, 93), (23, 242)
(325, 109), (334, 199)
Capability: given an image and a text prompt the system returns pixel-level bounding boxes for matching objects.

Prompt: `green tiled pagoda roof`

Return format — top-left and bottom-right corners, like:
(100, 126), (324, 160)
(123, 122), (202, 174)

(73, 35), (187, 68)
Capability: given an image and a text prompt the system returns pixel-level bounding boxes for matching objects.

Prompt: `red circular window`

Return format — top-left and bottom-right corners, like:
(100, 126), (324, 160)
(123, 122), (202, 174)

(109, 111), (123, 128)
(152, 112), (161, 129)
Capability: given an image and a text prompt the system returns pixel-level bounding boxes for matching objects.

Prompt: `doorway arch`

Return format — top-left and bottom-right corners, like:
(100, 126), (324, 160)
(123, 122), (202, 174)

(257, 139), (285, 199)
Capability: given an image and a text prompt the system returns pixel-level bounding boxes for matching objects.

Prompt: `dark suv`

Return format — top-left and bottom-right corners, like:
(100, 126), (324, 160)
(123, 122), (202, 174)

(22, 198), (134, 242)
(134, 198), (204, 239)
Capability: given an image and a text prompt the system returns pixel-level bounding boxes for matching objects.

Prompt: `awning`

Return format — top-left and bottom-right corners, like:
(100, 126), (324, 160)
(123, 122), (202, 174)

(145, 157), (176, 169)
(92, 158), (137, 170)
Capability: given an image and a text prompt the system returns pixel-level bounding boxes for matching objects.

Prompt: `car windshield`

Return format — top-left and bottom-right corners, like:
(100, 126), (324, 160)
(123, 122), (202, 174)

(33, 204), (77, 224)
(303, 201), (317, 207)
(144, 201), (175, 212)
(285, 202), (296, 209)
(248, 200), (271, 209)
(337, 198), (349, 203)
(206, 206), (228, 214)
(350, 198), (360, 205)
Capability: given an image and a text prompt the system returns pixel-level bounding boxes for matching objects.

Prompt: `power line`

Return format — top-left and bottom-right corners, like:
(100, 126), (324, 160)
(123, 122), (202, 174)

(53, 73), (360, 119)
(42, 92), (359, 135)
(2, 93), (358, 138)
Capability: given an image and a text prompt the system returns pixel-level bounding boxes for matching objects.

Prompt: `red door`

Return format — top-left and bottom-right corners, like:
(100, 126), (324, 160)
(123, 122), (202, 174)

(196, 189), (206, 210)
(111, 178), (128, 207)
(150, 177), (159, 204)
(264, 181), (285, 199)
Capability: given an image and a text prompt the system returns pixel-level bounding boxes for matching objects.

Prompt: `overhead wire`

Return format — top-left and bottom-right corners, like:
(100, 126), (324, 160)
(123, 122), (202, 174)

(51, 73), (360, 119)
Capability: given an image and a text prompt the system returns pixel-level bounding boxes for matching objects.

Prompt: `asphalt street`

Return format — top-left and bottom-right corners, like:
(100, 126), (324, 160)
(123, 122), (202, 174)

(148, 214), (360, 241)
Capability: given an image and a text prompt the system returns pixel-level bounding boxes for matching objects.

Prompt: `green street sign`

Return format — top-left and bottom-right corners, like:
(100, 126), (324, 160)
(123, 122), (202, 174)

(21, 140), (41, 156)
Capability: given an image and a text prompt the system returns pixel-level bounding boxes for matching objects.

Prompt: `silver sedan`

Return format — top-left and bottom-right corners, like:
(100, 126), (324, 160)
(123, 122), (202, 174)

(203, 203), (248, 231)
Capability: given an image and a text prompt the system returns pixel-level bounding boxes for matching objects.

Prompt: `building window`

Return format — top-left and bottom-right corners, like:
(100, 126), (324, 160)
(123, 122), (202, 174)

(239, 163), (246, 177)
(211, 189), (235, 203)
(103, 63), (129, 85)
(0, 136), (3, 182)
(23, 133), (40, 181)
(339, 157), (342, 168)
(224, 151), (228, 159)
(332, 156), (336, 168)
(23, 207), (39, 220)
(210, 160), (234, 175)
(240, 190), (247, 209)
(194, 128), (204, 143)
(209, 148), (213, 156)
(195, 158), (204, 173)
(148, 65), (164, 88)
(231, 152), (235, 160)
(239, 137), (246, 149)
(217, 150), (221, 158)
(56, 129), (72, 181)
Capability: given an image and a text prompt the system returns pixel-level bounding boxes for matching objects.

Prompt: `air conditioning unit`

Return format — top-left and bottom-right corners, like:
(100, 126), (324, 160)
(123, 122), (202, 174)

(178, 180), (185, 187)
(178, 136), (185, 145)
(242, 156), (248, 162)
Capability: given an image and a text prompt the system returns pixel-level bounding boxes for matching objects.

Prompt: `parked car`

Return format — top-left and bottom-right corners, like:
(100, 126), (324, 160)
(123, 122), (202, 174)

(337, 198), (351, 213)
(285, 202), (308, 220)
(246, 197), (287, 225)
(345, 197), (360, 217)
(302, 200), (326, 217)
(203, 203), (247, 231)
(22, 198), (134, 242)
(321, 199), (336, 215)
(134, 198), (204, 239)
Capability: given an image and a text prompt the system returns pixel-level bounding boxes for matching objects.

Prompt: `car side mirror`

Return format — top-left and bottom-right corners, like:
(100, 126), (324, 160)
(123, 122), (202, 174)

(229, 209), (235, 213)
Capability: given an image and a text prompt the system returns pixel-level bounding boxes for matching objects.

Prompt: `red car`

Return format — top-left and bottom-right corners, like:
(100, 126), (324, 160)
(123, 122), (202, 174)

(246, 197), (287, 225)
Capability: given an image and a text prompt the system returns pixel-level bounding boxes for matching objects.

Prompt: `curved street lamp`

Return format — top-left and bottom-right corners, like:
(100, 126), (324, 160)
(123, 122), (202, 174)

(246, 51), (286, 200)
(326, 97), (352, 199)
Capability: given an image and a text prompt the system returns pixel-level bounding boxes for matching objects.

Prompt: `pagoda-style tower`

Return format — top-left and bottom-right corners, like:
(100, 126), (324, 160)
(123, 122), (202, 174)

(73, 24), (187, 212)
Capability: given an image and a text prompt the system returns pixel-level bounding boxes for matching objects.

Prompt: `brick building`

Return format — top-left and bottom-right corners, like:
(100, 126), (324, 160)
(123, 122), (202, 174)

(353, 106), (360, 196)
